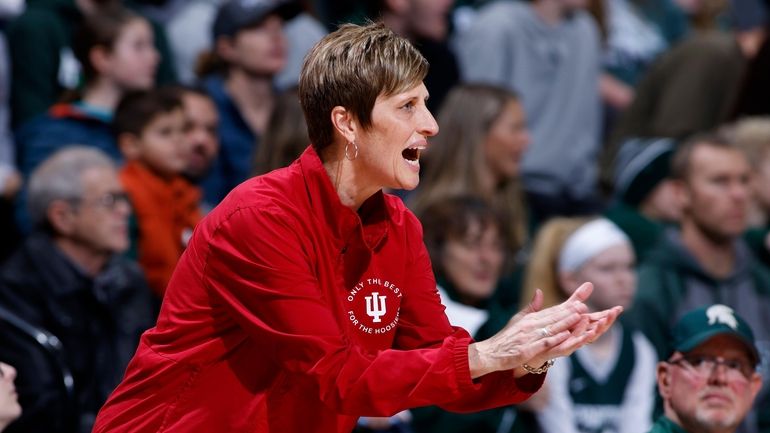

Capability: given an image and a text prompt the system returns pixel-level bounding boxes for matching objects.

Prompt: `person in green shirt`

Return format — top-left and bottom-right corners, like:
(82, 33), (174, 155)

(649, 305), (762, 433)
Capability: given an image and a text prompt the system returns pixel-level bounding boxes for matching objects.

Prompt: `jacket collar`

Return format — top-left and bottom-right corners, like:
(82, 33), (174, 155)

(20, 232), (92, 296)
(18, 232), (132, 304)
(298, 146), (389, 252)
(655, 416), (689, 433)
(48, 102), (112, 124)
(122, 160), (200, 197)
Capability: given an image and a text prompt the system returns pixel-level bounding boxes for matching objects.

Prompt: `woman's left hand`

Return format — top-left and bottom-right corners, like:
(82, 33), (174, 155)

(468, 282), (622, 378)
(521, 300), (622, 373)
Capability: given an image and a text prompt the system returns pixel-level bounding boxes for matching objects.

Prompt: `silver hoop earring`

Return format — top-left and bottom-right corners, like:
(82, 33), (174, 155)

(345, 141), (359, 161)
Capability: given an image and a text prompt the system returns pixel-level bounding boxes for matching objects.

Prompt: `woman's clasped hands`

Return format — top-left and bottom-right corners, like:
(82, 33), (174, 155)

(468, 282), (622, 379)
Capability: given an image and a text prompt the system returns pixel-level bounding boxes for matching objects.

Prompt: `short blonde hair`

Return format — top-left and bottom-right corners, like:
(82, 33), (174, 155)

(298, 22), (428, 152)
(728, 117), (770, 168)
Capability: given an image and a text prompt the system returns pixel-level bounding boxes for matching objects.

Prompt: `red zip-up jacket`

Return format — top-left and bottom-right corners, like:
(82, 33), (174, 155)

(93, 147), (543, 432)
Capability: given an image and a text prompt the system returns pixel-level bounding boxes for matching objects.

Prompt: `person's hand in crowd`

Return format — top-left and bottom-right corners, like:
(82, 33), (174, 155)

(1, 169), (22, 200)
(468, 282), (622, 378)
(0, 362), (21, 432)
(0, 164), (21, 200)
(599, 73), (634, 110)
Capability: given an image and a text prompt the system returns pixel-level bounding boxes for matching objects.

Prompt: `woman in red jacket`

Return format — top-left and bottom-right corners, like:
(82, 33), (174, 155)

(92, 20), (622, 433)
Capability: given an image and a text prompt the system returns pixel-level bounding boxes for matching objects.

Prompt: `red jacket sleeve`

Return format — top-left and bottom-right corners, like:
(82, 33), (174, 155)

(202, 206), (541, 417)
(393, 213), (544, 413)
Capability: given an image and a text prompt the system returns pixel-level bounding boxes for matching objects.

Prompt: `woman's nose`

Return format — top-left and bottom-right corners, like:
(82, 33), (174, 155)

(420, 107), (439, 137)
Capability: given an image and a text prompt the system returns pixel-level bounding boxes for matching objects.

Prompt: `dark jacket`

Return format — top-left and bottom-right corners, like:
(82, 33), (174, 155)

(731, 27), (770, 118)
(0, 232), (156, 433)
(7, 0), (77, 128)
(15, 102), (119, 178)
(603, 31), (747, 184)
(0, 304), (76, 432)
(198, 74), (262, 206)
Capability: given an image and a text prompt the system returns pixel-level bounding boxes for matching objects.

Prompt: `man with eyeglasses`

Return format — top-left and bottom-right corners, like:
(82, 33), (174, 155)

(650, 304), (763, 433)
(0, 146), (155, 433)
(631, 132), (770, 431)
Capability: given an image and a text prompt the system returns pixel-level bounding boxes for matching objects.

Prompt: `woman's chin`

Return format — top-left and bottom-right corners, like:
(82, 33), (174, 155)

(394, 173), (420, 191)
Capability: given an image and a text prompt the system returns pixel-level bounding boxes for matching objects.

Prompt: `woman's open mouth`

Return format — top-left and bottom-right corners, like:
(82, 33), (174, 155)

(402, 145), (424, 167)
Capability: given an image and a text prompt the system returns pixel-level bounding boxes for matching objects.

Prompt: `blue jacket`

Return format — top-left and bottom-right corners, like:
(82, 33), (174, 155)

(199, 74), (260, 206)
(14, 102), (118, 234)
(15, 102), (119, 177)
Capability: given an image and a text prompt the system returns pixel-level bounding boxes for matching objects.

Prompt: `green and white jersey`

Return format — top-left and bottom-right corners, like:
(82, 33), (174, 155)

(537, 325), (658, 433)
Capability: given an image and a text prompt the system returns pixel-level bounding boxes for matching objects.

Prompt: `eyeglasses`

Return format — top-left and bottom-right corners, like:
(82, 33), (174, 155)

(669, 354), (756, 381)
(69, 191), (130, 211)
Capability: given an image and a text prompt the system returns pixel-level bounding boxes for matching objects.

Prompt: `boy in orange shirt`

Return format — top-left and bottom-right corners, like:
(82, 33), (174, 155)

(115, 88), (202, 297)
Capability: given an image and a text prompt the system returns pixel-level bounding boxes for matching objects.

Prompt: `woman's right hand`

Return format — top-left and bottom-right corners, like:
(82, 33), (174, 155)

(468, 282), (622, 378)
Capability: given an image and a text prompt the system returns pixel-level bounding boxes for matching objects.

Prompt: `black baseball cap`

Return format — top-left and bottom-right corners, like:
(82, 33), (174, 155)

(212, 0), (301, 40)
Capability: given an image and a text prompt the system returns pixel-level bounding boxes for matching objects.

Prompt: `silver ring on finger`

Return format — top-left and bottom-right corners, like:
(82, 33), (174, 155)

(539, 327), (551, 338)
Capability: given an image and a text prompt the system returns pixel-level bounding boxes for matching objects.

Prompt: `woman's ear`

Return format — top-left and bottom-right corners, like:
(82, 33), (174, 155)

(330, 106), (357, 144)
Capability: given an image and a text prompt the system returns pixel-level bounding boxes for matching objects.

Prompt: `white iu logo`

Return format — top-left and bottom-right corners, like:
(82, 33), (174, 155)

(365, 292), (387, 323)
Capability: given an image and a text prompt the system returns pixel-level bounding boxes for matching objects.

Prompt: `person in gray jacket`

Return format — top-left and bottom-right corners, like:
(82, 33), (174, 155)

(454, 0), (603, 223)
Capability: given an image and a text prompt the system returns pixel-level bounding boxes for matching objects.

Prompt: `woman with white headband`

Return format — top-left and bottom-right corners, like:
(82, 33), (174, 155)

(519, 217), (657, 433)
